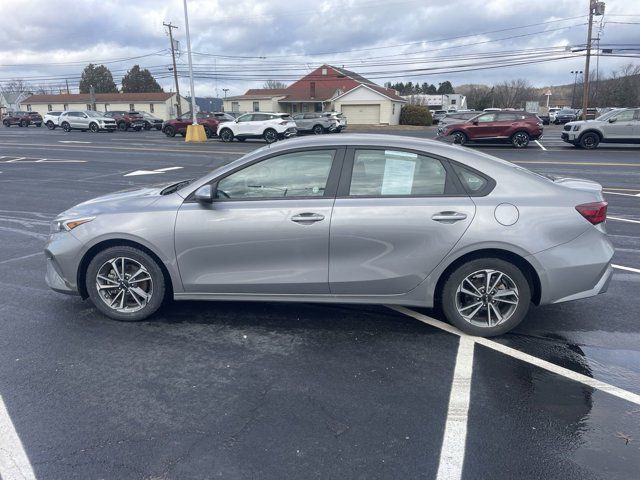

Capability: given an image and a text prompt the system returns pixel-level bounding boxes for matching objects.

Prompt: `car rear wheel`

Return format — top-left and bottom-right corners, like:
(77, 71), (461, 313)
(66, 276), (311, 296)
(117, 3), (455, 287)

(20, 120), (28, 127)
(46, 121), (56, 130)
(441, 258), (531, 337)
(163, 125), (176, 137)
(2, 120), (9, 127)
(220, 128), (234, 142)
(312, 124), (324, 135)
(204, 126), (213, 138)
(89, 122), (99, 133)
(263, 129), (278, 143)
(61, 122), (71, 132)
(155, 125), (162, 131)
(579, 132), (600, 149)
(118, 122), (127, 131)
(451, 131), (467, 145)
(86, 246), (166, 322)
(511, 131), (530, 148)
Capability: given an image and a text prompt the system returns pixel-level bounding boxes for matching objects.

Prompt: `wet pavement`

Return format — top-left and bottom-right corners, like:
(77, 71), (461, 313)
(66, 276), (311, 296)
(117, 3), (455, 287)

(0, 126), (639, 479)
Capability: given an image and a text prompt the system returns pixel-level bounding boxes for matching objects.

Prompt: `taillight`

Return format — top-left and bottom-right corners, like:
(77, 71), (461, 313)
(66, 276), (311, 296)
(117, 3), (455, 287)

(575, 201), (607, 225)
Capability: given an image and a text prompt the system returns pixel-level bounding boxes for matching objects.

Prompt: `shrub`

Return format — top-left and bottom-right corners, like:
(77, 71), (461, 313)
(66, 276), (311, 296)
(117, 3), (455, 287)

(399, 105), (432, 126)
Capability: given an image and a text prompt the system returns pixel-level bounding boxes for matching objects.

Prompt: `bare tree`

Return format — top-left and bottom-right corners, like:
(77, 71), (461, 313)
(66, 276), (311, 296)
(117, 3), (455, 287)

(492, 79), (535, 109)
(1, 79), (33, 95)
(262, 80), (288, 89)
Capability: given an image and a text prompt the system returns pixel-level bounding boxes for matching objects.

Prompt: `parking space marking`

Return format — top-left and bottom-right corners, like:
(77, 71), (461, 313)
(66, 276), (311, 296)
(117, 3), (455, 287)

(436, 336), (474, 480)
(389, 306), (640, 406)
(59, 140), (91, 144)
(124, 166), (184, 177)
(613, 264), (640, 274)
(609, 216), (640, 224)
(1, 142), (246, 155)
(0, 157), (86, 164)
(0, 252), (43, 265)
(534, 140), (547, 151)
(0, 394), (37, 480)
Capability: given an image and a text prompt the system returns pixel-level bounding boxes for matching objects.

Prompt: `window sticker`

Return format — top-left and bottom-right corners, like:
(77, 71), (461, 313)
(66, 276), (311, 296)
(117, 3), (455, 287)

(381, 158), (416, 195)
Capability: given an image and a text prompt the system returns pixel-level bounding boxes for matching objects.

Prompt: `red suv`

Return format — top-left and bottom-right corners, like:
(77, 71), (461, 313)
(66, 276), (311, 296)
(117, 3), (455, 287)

(2, 111), (43, 127)
(439, 111), (543, 148)
(103, 111), (145, 131)
(162, 111), (234, 138)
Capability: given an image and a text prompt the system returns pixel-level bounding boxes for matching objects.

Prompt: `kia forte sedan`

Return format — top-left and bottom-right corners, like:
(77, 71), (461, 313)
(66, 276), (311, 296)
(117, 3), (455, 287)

(45, 134), (613, 336)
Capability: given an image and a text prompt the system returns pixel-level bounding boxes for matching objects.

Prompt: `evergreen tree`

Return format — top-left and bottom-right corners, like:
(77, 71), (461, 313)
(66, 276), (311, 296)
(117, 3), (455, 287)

(121, 65), (163, 93)
(437, 81), (455, 94)
(79, 64), (118, 93)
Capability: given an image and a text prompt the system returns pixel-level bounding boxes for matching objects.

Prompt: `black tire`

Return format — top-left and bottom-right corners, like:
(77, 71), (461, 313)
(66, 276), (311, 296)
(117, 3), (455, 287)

(46, 121), (56, 130)
(36, 123), (42, 127)
(263, 128), (278, 143)
(2, 120), (9, 127)
(312, 124), (324, 135)
(510, 131), (530, 148)
(133, 127), (142, 132)
(579, 132), (600, 150)
(117, 121), (127, 131)
(441, 258), (531, 337)
(89, 122), (99, 133)
(20, 120), (28, 127)
(61, 122), (71, 132)
(451, 131), (467, 145)
(85, 246), (166, 322)
(220, 128), (234, 142)
(155, 125), (162, 131)
(144, 122), (152, 131)
(163, 125), (176, 137)
(204, 126), (213, 138)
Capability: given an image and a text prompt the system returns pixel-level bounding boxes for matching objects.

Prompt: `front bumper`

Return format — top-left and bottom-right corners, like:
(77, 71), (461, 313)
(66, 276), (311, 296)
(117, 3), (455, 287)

(44, 232), (84, 295)
(280, 127), (297, 139)
(561, 131), (579, 143)
(532, 226), (614, 305)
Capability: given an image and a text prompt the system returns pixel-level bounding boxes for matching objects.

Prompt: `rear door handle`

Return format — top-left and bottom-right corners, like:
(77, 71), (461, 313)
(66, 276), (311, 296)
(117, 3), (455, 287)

(432, 211), (468, 223)
(291, 212), (325, 224)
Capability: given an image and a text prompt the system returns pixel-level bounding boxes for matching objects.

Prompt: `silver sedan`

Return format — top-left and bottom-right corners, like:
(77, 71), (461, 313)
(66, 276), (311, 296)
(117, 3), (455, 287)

(45, 134), (613, 336)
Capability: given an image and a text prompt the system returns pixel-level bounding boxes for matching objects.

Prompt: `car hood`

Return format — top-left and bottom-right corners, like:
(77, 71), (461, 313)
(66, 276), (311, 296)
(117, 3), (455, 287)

(56, 181), (181, 218)
(565, 119), (600, 128)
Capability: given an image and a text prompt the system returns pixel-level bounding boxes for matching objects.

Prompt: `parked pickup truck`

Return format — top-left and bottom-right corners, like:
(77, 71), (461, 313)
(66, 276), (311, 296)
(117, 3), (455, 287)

(292, 112), (340, 134)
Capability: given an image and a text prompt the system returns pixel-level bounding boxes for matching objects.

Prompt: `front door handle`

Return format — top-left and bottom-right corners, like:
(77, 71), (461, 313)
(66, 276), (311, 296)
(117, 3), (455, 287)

(291, 212), (325, 224)
(432, 211), (468, 223)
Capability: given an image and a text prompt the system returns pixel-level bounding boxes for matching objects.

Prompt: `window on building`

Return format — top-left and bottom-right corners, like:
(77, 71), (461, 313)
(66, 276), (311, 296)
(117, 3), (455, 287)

(451, 99), (457, 105)
(253, 101), (260, 112)
(47, 104), (52, 112)
(314, 103), (322, 112)
(26, 105), (32, 111)
(392, 104), (396, 115)
(150, 104), (154, 113)
(322, 68), (327, 75)
(303, 104), (309, 112)
(129, 104), (135, 111)
(231, 101), (239, 112)
(292, 104), (298, 113)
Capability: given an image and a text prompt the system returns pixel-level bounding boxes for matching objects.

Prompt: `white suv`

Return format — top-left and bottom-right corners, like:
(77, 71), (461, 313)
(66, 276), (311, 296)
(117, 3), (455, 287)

(561, 108), (640, 149)
(43, 111), (64, 130)
(217, 112), (297, 143)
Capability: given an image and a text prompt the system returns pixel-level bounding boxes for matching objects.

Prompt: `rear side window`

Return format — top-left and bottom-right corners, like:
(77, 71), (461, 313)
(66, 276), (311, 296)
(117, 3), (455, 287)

(452, 163), (488, 194)
(349, 150), (447, 196)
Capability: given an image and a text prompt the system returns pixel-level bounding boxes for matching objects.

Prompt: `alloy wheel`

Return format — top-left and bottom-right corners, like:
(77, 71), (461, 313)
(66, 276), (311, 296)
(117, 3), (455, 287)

(95, 257), (153, 313)
(452, 132), (466, 145)
(512, 132), (529, 148)
(454, 269), (519, 327)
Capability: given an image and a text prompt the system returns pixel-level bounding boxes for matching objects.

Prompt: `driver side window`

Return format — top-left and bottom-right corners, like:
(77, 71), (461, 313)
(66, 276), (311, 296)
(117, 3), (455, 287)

(216, 150), (335, 200)
(476, 113), (496, 123)
(236, 114), (253, 123)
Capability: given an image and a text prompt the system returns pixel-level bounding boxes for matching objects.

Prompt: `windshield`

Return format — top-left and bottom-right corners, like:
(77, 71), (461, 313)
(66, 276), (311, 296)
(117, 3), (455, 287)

(595, 109), (623, 121)
(86, 111), (103, 117)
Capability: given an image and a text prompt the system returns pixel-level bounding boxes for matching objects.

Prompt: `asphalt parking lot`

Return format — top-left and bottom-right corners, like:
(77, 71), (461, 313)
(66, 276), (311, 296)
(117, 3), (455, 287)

(1, 124), (639, 480)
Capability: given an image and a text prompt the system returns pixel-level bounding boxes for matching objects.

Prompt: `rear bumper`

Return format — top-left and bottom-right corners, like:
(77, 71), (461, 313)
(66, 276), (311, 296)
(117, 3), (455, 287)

(280, 128), (297, 139)
(531, 227), (614, 305)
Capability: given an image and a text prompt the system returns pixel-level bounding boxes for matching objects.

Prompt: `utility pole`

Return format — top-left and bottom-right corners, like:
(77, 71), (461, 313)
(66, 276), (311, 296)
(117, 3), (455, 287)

(581, 0), (605, 120)
(163, 21), (182, 116)
(222, 88), (229, 98)
(65, 79), (70, 94)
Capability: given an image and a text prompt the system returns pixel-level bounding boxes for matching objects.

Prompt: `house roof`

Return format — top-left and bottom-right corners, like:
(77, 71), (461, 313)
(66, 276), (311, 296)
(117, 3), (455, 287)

(332, 84), (407, 103)
(228, 65), (404, 103)
(22, 92), (176, 103)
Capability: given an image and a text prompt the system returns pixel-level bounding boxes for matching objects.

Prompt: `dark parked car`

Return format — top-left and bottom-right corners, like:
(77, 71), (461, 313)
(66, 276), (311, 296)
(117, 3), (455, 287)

(140, 112), (163, 131)
(2, 111), (42, 127)
(576, 108), (599, 120)
(554, 109), (578, 124)
(438, 111), (543, 148)
(163, 112), (234, 138)
(103, 111), (145, 131)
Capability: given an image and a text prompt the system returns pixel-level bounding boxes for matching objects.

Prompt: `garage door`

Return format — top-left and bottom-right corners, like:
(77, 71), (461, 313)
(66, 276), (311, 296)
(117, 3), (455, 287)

(341, 105), (380, 125)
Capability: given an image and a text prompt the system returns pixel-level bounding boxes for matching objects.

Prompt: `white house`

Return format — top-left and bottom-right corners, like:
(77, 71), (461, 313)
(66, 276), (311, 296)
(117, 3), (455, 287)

(223, 65), (407, 125)
(20, 92), (189, 119)
(402, 94), (468, 111)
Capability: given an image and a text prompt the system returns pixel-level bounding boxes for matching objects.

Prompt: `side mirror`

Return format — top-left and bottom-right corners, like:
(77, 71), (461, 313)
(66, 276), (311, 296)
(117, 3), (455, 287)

(608, 118), (617, 123)
(472, 120), (479, 125)
(194, 184), (214, 203)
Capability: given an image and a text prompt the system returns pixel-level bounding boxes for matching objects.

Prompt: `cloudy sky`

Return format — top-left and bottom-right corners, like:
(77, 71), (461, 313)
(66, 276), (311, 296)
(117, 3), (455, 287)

(1, 0), (639, 97)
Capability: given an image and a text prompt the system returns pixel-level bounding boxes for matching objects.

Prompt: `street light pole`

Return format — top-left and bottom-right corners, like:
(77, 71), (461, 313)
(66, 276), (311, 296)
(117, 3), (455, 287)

(571, 70), (582, 108)
(181, 0), (206, 142)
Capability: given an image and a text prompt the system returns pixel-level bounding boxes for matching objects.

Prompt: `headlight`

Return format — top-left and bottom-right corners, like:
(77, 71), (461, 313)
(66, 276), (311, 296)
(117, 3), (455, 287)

(573, 125), (581, 131)
(50, 217), (95, 233)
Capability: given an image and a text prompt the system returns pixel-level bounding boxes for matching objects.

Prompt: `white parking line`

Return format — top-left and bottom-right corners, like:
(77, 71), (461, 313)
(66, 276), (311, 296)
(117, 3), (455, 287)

(0, 394), (37, 480)
(534, 140), (547, 151)
(436, 336), (474, 480)
(608, 216), (640, 224)
(613, 264), (640, 274)
(389, 306), (640, 406)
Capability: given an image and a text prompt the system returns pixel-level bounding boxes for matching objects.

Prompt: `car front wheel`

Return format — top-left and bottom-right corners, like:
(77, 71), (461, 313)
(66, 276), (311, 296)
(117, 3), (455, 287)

(580, 132), (600, 149)
(511, 131), (530, 148)
(163, 125), (176, 137)
(451, 131), (467, 145)
(312, 124), (324, 135)
(2, 120), (9, 127)
(46, 121), (56, 130)
(220, 128), (234, 142)
(441, 258), (531, 337)
(89, 122), (99, 133)
(118, 122), (127, 131)
(20, 120), (28, 127)
(86, 246), (166, 322)
(263, 128), (278, 143)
